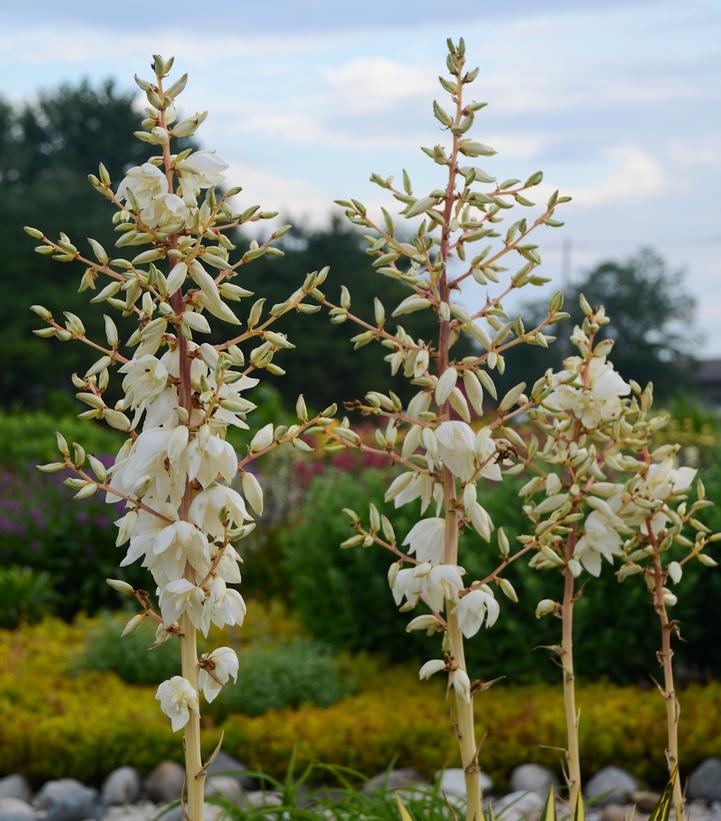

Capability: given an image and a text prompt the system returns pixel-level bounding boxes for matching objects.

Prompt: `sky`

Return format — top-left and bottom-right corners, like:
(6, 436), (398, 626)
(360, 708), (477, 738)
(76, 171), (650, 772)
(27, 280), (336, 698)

(1, 0), (720, 352)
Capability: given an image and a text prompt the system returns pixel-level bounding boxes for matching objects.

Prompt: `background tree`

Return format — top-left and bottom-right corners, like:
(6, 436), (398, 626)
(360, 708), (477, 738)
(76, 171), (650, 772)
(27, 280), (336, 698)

(500, 248), (699, 401)
(0, 80), (194, 409)
(240, 216), (473, 408)
(0, 80), (468, 412)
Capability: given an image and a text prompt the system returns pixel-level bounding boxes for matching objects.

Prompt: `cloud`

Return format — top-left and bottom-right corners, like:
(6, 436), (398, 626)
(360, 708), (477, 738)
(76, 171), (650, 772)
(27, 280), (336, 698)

(223, 162), (333, 227)
(0, 25), (318, 67)
(327, 57), (434, 113)
(567, 146), (664, 207)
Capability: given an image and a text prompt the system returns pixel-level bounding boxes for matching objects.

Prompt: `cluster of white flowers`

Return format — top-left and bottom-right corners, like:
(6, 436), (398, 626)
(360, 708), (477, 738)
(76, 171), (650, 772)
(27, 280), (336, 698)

(116, 151), (228, 232)
(315, 39), (571, 814)
(525, 307), (714, 591)
(31, 56), (334, 799)
(522, 298), (719, 815)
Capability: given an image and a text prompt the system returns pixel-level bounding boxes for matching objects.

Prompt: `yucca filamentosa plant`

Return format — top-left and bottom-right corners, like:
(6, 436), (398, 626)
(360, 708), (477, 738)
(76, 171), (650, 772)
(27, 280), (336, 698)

(524, 298), (719, 817)
(312, 38), (570, 819)
(28, 55), (335, 820)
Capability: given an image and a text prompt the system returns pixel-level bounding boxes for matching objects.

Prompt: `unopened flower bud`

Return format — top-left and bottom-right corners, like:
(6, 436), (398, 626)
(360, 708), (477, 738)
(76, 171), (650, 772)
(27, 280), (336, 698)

(106, 578), (135, 595)
(535, 599), (557, 618)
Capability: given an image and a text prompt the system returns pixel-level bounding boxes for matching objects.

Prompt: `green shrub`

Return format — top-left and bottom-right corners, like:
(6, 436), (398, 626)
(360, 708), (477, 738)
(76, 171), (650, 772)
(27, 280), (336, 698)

(0, 393), (292, 618)
(0, 410), (123, 468)
(281, 467), (721, 683)
(77, 617), (348, 717)
(1, 617), (720, 786)
(0, 464), (146, 617)
(0, 395), (288, 470)
(211, 638), (350, 719)
(0, 566), (55, 628)
(76, 614), (179, 684)
(280, 467), (554, 676)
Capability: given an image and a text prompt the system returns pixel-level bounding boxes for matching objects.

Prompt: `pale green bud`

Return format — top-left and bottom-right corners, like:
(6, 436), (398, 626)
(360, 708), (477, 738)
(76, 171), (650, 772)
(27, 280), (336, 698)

(535, 599), (557, 618)
(241, 471), (264, 516)
(106, 578), (134, 595)
(121, 613), (146, 637)
(498, 578), (518, 603)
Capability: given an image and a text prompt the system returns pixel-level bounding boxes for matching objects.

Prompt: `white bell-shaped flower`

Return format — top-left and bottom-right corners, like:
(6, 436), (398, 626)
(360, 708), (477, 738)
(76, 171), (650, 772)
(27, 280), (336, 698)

(198, 646), (239, 702)
(402, 518), (445, 564)
(156, 676), (198, 732)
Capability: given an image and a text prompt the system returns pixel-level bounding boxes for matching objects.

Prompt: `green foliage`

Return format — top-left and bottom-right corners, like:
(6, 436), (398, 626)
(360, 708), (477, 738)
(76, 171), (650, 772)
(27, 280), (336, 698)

(230, 218), (472, 409)
(281, 466), (721, 683)
(210, 758), (450, 820)
(282, 468), (424, 660)
(212, 638), (350, 719)
(0, 80), (195, 408)
(77, 617), (348, 716)
(0, 409), (122, 467)
(0, 396), (288, 618)
(2, 616), (721, 787)
(0, 460), (144, 617)
(77, 614), (179, 684)
(0, 566), (55, 628)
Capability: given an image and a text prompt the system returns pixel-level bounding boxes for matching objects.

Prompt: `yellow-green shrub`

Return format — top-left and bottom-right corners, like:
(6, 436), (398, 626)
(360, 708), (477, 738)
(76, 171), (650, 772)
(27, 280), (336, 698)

(220, 682), (721, 789)
(1, 616), (720, 787)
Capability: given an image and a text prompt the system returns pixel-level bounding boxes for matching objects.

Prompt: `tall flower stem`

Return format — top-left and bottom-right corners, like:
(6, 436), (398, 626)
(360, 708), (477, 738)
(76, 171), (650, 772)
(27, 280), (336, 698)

(652, 556), (684, 821)
(437, 51), (482, 821)
(179, 613), (204, 820)
(560, 555), (581, 811)
(160, 85), (205, 821)
(444, 502), (483, 820)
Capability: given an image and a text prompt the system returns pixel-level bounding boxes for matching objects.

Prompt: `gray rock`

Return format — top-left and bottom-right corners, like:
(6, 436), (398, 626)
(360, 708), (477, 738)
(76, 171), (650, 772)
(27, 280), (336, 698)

(155, 803), (224, 821)
(205, 776), (243, 805)
(689, 759), (721, 802)
(34, 780), (100, 821)
(510, 765), (558, 797)
(101, 768), (142, 806)
(598, 804), (628, 821)
(143, 763), (185, 804)
(363, 768), (425, 793)
(0, 798), (36, 821)
(436, 768), (494, 801)
(243, 791), (283, 809)
(687, 801), (716, 821)
(491, 790), (544, 821)
(0, 778), (32, 804)
(585, 767), (638, 807)
(206, 752), (254, 789)
(631, 790), (661, 813)
(101, 803), (159, 821)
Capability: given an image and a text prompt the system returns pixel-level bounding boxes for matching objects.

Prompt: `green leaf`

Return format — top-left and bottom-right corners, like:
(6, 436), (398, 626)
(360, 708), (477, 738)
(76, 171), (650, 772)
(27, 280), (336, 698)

(647, 768), (677, 821)
(396, 794), (415, 820)
(574, 792), (585, 821)
(541, 787), (557, 821)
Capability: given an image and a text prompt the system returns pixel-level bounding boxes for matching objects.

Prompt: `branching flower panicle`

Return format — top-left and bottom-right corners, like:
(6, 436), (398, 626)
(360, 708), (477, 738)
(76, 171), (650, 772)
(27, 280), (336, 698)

(30, 55), (334, 821)
(525, 297), (719, 816)
(314, 38), (570, 820)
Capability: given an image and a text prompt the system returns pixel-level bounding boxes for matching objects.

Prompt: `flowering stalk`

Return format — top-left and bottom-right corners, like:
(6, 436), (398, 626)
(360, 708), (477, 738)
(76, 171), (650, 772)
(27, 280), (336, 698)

(526, 298), (719, 817)
(31, 55), (333, 821)
(560, 543), (581, 810)
(317, 39), (569, 818)
(651, 544), (683, 819)
(619, 468), (718, 820)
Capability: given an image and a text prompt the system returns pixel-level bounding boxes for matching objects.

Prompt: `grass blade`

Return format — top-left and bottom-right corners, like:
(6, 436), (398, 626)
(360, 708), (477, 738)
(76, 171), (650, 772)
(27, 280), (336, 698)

(647, 768), (677, 821)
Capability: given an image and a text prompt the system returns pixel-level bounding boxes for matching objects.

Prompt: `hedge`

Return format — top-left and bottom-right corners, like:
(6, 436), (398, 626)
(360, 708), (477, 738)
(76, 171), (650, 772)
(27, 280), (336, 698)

(1, 615), (720, 788)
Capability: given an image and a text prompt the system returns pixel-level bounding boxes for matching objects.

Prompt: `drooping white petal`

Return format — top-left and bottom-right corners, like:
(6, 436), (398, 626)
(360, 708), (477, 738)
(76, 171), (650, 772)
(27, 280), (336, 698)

(156, 676), (198, 732)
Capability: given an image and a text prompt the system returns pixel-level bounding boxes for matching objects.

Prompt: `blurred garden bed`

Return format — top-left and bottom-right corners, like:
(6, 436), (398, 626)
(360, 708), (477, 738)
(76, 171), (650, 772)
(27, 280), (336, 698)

(1, 609), (721, 790)
(1, 406), (721, 789)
